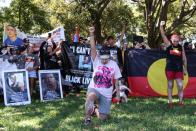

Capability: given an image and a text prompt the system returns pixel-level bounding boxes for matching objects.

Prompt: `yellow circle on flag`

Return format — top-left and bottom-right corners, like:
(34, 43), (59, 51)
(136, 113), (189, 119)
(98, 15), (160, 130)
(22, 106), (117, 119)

(147, 58), (188, 96)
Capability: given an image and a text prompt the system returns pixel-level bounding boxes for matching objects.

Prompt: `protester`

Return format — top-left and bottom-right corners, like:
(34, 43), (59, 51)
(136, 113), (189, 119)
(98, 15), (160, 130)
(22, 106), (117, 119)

(134, 41), (150, 49)
(104, 35), (127, 103)
(159, 43), (167, 51)
(72, 26), (80, 43)
(183, 38), (196, 50)
(25, 44), (39, 96)
(104, 36), (123, 69)
(84, 27), (122, 125)
(160, 21), (187, 108)
(3, 25), (24, 47)
(79, 37), (87, 45)
(8, 46), (27, 69)
(39, 35), (59, 70)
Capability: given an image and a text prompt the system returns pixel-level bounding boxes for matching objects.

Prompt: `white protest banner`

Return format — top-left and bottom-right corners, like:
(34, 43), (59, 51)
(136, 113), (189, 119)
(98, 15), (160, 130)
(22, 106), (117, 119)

(40, 26), (65, 43)
(26, 35), (46, 51)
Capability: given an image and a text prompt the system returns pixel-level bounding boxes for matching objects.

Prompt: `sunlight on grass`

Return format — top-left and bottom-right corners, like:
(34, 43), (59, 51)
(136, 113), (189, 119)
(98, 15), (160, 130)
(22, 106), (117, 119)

(0, 96), (195, 130)
(18, 118), (41, 128)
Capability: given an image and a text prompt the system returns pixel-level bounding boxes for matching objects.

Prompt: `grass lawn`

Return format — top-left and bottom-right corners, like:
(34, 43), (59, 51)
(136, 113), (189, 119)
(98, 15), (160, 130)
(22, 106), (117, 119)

(0, 93), (195, 131)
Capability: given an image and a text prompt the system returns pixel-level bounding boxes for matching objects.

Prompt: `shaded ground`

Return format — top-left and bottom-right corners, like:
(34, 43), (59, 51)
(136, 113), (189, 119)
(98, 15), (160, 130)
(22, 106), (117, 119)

(0, 94), (195, 131)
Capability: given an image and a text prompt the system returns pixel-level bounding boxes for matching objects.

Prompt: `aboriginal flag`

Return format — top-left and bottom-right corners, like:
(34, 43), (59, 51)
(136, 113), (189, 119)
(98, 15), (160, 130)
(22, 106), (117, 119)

(124, 49), (196, 98)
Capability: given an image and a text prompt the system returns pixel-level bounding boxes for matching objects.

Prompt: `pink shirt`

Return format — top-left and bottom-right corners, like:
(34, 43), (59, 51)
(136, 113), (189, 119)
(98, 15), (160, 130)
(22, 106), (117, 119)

(88, 56), (122, 98)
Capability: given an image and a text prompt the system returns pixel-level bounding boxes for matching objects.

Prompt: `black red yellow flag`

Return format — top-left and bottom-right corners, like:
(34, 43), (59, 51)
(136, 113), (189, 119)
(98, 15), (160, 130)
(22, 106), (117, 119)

(125, 49), (196, 97)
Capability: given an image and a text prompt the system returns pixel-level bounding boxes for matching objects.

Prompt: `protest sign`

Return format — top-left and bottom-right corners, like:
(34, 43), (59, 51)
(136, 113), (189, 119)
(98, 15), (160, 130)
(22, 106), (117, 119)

(39, 70), (63, 101)
(2, 69), (31, 106)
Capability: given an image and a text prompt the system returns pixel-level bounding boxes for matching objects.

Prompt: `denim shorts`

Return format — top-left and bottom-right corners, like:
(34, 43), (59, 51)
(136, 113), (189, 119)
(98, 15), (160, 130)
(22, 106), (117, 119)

(87, 88), (111, 115)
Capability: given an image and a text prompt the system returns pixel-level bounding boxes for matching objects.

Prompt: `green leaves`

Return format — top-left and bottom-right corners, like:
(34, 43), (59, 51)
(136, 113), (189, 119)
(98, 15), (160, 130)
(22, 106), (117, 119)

(1, 0), (51, 34)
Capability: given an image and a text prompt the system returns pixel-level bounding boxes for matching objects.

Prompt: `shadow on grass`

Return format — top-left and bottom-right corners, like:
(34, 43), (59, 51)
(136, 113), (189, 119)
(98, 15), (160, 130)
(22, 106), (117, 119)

(0, 94), (86, 130)
(0, 95), (195, 130)
(74, 97), (196, 131)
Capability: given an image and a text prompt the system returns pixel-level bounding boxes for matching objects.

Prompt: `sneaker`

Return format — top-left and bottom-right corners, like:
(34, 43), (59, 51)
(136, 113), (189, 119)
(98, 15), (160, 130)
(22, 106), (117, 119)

(168, 102), (173, 109)
(84, 117), (91, 126)
(179, 101), (184, 107)
(91, 105), (98, 117)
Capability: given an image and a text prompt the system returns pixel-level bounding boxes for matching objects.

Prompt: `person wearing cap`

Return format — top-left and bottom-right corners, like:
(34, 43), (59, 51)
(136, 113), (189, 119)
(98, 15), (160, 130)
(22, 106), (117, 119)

(160, 21), (187, 108)
(83, 27), (122, 125)
(104, 36), (123, 69)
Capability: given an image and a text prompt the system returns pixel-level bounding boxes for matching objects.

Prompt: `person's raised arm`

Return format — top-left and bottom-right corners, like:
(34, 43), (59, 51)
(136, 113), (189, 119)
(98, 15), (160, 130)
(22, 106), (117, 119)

(89, 27), (97, 61)
(160, 21), (170, 46)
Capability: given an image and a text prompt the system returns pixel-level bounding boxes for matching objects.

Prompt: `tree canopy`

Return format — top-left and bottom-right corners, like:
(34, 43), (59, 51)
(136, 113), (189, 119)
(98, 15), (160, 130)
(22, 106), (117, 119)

(0, 0), (196, 48)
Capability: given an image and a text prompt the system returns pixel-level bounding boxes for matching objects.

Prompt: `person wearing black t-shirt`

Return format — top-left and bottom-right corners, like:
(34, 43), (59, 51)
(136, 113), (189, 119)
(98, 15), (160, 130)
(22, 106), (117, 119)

(160, 21), (187, 108)
(104, 36), (123, 71)
(39, 38), (59, 70)
(104, 36), (124, 102)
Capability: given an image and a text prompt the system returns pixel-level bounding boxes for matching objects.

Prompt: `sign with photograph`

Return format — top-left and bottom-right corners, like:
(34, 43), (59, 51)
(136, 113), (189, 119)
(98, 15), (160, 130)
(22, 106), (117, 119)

(0, 55), (24, 95)
(3, 24), (25, 47)
(39, 70), (63, 101)
(62, 43), (93, 89)
(2, 70), (31, 106)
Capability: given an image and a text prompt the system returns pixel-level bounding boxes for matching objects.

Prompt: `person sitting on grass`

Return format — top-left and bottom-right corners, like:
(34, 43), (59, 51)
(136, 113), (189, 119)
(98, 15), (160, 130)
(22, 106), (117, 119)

(83, 27), (122, 126)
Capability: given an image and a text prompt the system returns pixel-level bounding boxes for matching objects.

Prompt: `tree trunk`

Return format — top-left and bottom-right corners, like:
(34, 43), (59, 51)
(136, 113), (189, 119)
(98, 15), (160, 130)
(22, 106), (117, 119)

(145, 0), (170, 48)
(94, 18), (102, 44)
(91, 12), (103, 44)
(18, 0), (22, 30)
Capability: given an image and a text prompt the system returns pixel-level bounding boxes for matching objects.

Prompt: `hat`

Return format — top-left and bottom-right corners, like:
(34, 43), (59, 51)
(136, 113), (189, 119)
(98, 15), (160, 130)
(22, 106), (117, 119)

(99, 46), (110, 59)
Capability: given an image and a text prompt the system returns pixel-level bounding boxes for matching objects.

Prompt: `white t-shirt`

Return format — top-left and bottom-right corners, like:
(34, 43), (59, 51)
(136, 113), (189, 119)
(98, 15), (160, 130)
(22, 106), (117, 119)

(88, 56), (122, 99)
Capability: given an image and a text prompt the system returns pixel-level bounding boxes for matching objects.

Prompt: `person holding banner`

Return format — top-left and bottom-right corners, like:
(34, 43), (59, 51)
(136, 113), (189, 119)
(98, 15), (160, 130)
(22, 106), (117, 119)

(84, 27), (122, 126)
(160, 21), (187, 108)
(39, 35), (59, 70)
(3, 25), (24, 47)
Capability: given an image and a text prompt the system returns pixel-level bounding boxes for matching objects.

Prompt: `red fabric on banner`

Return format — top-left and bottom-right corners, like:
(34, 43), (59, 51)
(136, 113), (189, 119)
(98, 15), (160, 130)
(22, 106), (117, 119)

(128, 76), (196, 98)
(127, 77), (159, 97)
(182, 77), (196, 98)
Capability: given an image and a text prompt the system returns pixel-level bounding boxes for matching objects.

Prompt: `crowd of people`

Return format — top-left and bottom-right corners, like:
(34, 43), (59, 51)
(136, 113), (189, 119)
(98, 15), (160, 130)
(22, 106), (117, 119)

(0, 23), (194, 125)
(1, 25), (65, 97)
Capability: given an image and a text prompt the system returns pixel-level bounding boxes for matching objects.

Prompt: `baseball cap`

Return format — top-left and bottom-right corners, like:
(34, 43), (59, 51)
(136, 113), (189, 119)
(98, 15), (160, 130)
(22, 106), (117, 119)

(99, 46), (110, 59)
